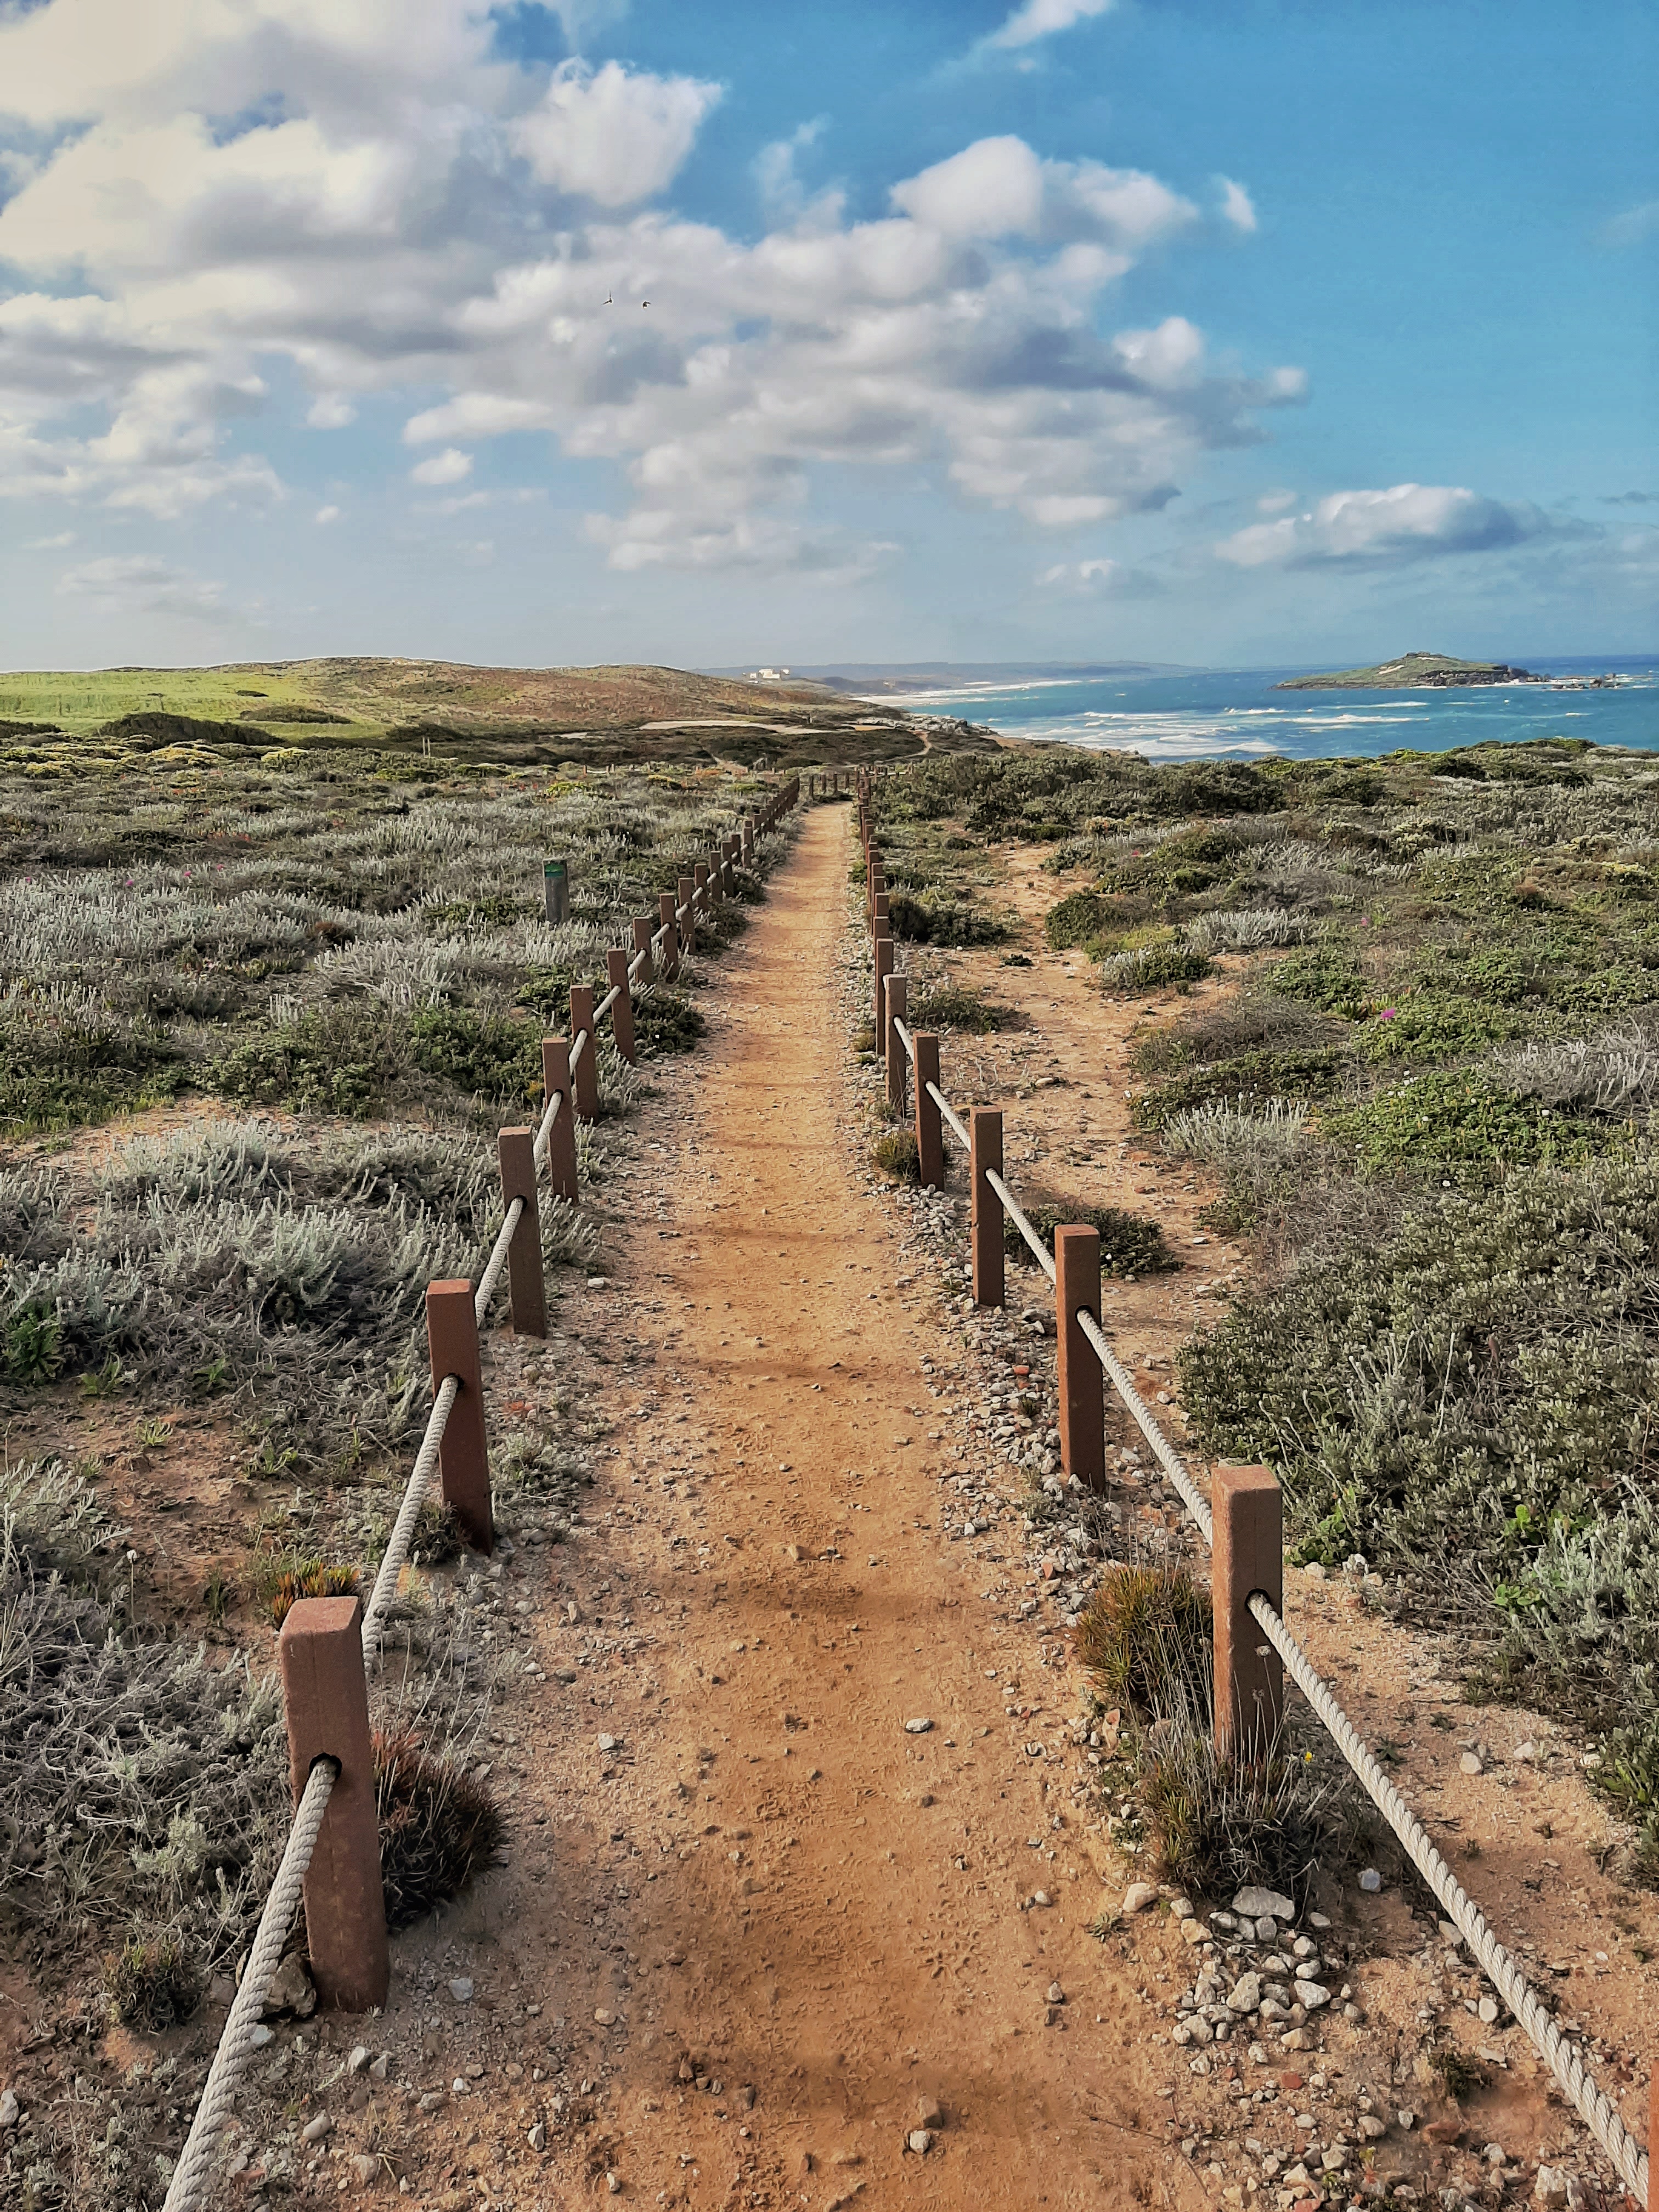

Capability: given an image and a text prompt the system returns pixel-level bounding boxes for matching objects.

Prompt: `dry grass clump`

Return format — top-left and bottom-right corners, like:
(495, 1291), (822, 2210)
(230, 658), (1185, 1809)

(266, 1560), (361, 1628)
(1003, 1199), (1175, 1278)
(375, 1729), (507, 1931)
(103, 1932), (200, 2028)
(1139, 1720), (1348, 1901)
(872, 1128), (921, 1183)
(1075, 1562), (1212, 1717)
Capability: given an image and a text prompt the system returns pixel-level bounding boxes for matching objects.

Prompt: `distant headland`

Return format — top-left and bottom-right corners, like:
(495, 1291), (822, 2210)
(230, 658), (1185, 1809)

(1277, 650), (1547, 691)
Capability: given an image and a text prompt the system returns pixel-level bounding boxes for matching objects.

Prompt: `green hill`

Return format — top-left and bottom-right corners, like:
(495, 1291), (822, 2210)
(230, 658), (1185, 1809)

(1277, 651), (1545, 691)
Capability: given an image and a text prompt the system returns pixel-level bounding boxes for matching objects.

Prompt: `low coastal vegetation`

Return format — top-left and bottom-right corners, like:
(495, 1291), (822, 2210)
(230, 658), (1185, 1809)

(875, 735), (1659, 1874)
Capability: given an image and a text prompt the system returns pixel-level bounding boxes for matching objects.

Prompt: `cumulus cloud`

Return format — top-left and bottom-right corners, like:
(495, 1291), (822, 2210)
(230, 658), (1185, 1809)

(985, 0), (1115, 52)
(510, 59), (722, 208)
(1216, 483), (1548, 569)
(755, 119), (829, 223)
(1036, 554), (1158, 595)
(1216, 177), (1257, 234)
(1600, 201), (1659, 250)
(0, 1), (1302, 572)
(409, 447), (473, 487)
(57, 554), (230, 620)
(314, 503), (340, 523)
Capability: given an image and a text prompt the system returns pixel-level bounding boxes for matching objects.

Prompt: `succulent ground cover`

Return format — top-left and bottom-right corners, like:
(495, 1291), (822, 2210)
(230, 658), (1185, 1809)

(0, 736), (786, 2097)
(873, 736), (1659, 1871)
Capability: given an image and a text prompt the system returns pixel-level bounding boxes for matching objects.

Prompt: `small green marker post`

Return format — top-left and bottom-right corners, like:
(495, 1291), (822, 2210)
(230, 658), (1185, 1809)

(543, 859), (569, 926)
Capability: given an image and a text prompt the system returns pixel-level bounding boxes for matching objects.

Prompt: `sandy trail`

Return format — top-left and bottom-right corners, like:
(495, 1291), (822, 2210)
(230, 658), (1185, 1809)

(396, 804), (1200, 2210)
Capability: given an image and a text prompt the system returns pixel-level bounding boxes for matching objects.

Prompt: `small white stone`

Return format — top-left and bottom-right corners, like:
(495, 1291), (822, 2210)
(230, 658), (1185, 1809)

(1460, 1751), (1484, 1776)
(452, 2077), (470, 2096)
(249, 2024), (274, 2049)
(1397, 2108), (1417, 2131)
(0, 2090), (18, 2128)
(449, 1977), (474, 2002)
(1478, 1997), (1500, 2024)
(1232, 1886), (1295, 1922)
(350, 2155), (379, 2184)
(1121, 1880), (1159, 1914)
(1228, 1974), (1261, 2015)
(908, 2129), (933, 2154)
(1295, 1980), (1332, 2011)
(368, 2054), (389, 2082)
(528, 2122), (547, 2151)
(1484, 2142), (1506, 2165)
(347, 2045), (371, 2075)
(300, 2115), (331, 2145)
(1358, 1867), (1382, 1893)
(904, 1717), (933, 1734)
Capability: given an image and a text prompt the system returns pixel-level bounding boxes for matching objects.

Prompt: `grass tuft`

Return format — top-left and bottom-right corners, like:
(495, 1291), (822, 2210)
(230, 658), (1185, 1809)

(375, 1729), (507, 1931)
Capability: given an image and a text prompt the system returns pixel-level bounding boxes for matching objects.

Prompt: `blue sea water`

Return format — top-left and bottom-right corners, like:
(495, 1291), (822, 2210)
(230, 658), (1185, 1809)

(891, 654), (1659, 763)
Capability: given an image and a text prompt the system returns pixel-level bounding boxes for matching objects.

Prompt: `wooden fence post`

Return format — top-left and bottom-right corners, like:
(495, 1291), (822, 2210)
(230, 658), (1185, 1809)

(678, 875), (697, 957)
(631, 916), (653, 986)
(693, 861), (709, 910)
(425, 1279), (493, 1551)
(873, 931), (893, 1056)
(496, 1127), (545, 1338)
(970, 1107), (1005, 1310)
(606, 947), (636, 1063)
(569, 985), (600, 1121)
(277, 1596), (388, 2011)
(658, 892), (680, 980)
(1212, 1465), (1284, 1760)
(540, 1039), (579, 1203)
(1054, 1225), (1104, 1491)
(883, 973), (908, 1112)
(913, 1031), (944, 1189)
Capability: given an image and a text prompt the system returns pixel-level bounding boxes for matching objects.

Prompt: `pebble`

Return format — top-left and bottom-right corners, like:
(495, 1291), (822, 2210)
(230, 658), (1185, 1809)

(1478, 1997), (1500, 2024)
(0, 2090), (17, 2128)
(449, 1977), (475, 2002)
(918, 2097), (944, 2129)
(1232, 1887), (1295, 1922)
(300, 2115), (331, 2146)
(1358, 1868), (1382, 1893)
(249, 2025), (274, 2049)
(594, 2008), (616, 2026)
(1179, 1917), (1205, 1945)
(904, 1717), (933, 1735)
(1460, 1752), (1485, 1776)
(1046, 1982), (1065, 2005)
(1295, 1980), (1332, 2011)
(347, 2046), (371, 2075)
(907, 2129), (933, 2155)
(528, 2122), (548, 2151)
(1031, 1889), (1051, 1908)
(349, 2155), (379, 2184)
(1122, 1881), (1158, 1914)
(1228, 1974), (1261, 2015)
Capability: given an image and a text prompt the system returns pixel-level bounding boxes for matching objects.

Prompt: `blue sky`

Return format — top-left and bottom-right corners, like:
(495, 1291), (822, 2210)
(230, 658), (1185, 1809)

(0, 0), (1653, 672)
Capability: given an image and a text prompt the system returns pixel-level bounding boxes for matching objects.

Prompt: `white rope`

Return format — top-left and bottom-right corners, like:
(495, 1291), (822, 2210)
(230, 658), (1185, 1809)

(1075, 1309), (1214, 1542)
(568, 1025), (590, 1075)
(628, 950), (648, 981)
(595, 983), (621, 1022)
(160, 1758), (337, 2212)
(474, 1195), (526, 1325)
(926, 1080), (970, 1152)
(360, 1374), (460, 1663)
(985, 1167), (1056, 1283)
(1246, 1592), (1646, 2199)
(893, 1016), (917, 1065)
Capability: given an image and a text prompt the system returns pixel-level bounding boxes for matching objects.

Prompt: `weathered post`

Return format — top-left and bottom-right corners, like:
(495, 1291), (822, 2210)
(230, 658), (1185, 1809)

(658, 892), (680, 981)
(741, 819), (754, 864)
(969, 1108), (1005, 1309)
(276, 1598), (388, 2011)
(542, 859), (569, 926)
(569, 985), (600, 1121)
(1054, 1226), (1104, 1491)
(425, 1279), (493, 1550)
(693, 860), (709, 910)
(678, 875), (697, 957)
(913, 1031), (944, 1189)
(496, 1127), (546, 1338)
(872, 889), (889, 928)
(1212, 1465), (1284, 1760)
(606, 947), (636, 1063)
(631, 916), (654, 986)
(873, 931), (894, 1056)
(883, 973), (908, 1112)
(540, 1039), (579, 1203)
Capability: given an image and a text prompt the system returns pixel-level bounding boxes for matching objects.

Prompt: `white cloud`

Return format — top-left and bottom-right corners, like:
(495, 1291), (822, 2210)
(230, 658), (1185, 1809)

(1216, 482), (1548, 568)
(986, 0), (1114, 52)
(1256, 488), (1296, 515)
(1036, 553), (1158, 595)
(0, 5), (1299, 573)
(57, 554), (229, 619)
(510, 59), (721, 208)
(755, 118), (830, 224)
(1600, 200), (1659, 250)
(1217, 177), (1257, 234)
(25, 529), (75, 548)
(314, 503), (341, 523)
(409, 447), (472, 487)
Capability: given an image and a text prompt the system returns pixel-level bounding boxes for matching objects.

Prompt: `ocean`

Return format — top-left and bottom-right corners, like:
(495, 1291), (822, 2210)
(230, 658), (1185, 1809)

(887, 654), (1659, 764)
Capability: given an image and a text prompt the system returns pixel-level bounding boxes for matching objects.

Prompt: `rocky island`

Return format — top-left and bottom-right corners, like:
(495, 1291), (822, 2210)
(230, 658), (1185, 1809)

(1277, 650), (1547, 690)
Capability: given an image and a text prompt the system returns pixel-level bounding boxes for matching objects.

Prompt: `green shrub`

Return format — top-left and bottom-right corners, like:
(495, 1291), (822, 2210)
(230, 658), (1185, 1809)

(210, 1006), (399, 1116)
(872, 1128), (921, 1182)
(1132, 1049), (1341, 1131)
(1002, 1201), (1175, 1277)
(1261, 945), (1373, 1020)
(1046, 890), (1120, 951)
(409, 1005), (543, 1103)
(887, 889), (1009, 947)
(1074, 1563), (1212, 1716)
(1320, 1069), (1607, 1173)
(0, 1010), (181, 1136)
(633, 990), (706, 1054)
(104, 1933), (201, 2028)
(1099, 943), (1212, 995)
(911, 982), (1015, 1033)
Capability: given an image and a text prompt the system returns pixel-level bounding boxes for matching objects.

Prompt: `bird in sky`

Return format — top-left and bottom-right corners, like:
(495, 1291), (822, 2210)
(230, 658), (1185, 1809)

(641, 298), (650, 308)
(603, 291), (613, 305)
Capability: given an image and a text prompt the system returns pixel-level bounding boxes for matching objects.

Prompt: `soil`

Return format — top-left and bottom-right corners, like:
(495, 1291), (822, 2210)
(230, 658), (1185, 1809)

(7, 800), (1657, 2209)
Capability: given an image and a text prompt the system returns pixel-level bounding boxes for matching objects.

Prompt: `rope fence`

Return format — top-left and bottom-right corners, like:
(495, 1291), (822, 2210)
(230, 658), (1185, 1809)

(161, 770), (804, 2212)
(855, 768), (1650, 2205)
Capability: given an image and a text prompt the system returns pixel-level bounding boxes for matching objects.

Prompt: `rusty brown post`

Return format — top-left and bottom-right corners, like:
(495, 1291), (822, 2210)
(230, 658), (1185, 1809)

(693, 861), (709, 913)
(496, 1127), (545, 1338)
(741, 820), (754, 864)
(658, 892), (680, 980)
(631, 915), (653, 985)
(970, 1107), (1005, 1310)
(277, 1596), (388, 2011)
(873, 931), (893, 1056)
(913, 1031), (944, 1189)
(569, 985), (600, 1121)
(872, 889), (889, 929)
(1212, 1465), (1284, 1760)
(1054, 1225), (1104, 1491)
(606, 947), (636, 1063)
(426, 1279), (492, 1552)
(677, 875), (696, 956)
(883, 973), (908, 1112)
(540, 1039), (579, 1203)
